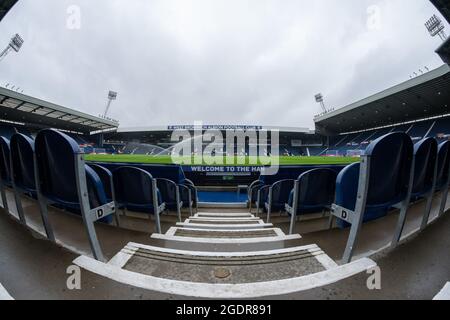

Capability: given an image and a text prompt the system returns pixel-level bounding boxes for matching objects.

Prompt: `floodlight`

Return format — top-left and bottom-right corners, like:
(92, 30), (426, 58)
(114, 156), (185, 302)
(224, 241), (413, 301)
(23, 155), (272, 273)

(425, 15), (447, 41)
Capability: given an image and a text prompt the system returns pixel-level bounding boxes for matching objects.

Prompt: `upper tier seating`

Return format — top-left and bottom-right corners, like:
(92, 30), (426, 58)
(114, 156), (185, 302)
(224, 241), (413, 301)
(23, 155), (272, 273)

(330, 117), (450, 156)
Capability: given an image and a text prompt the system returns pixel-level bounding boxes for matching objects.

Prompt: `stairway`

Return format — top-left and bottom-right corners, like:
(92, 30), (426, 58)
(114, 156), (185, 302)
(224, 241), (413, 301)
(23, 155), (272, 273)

(73, 208), (376, 298)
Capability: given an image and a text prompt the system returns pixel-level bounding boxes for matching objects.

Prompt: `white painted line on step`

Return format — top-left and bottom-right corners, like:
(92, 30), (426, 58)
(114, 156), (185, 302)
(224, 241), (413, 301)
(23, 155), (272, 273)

(0, 283), (14, 300)
(151, 233), (301, 244)
(175, 222), (273, 230)
(195, 212), (254, 217)
(108, 246), (138, 268)
(125, 241), (320, 257)
(311, 248), (339, 269)
(433, 282), (450, 300)
(73, 255), (376, 298)
(187, 217), (261, 222)
(166, 226), (286, 237)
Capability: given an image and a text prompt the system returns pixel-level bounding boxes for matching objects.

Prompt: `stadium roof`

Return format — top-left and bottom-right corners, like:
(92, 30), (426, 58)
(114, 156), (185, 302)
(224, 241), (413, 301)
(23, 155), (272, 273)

(431, 0), (450, 23)
(0, 87), (119, 134)
(436, 38), (450, 64)
(314, 64), (450, 134)
(0, 0), (17, 22)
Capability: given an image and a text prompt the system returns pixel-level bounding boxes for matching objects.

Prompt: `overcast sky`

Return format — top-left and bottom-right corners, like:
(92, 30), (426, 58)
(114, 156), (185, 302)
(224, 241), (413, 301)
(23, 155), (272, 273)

(0, 0), (448, 129)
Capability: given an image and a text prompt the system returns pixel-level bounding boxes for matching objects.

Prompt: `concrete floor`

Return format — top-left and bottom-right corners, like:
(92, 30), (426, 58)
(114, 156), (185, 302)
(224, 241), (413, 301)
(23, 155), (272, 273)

(0, 208), (449, 299)
(0, 188), (449, 299)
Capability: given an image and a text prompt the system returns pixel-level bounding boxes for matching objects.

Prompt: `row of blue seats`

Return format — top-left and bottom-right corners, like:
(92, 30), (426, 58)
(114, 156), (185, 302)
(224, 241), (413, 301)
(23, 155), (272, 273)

(329, 117), (450, 156)
(0, 129), (198, 261)
(247, 165), (346, 213)
(0, 124), (32, 140)
(249, 132), (450, 262)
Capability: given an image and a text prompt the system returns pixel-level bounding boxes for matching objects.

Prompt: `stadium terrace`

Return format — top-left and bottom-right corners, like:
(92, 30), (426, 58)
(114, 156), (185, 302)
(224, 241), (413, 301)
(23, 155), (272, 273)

(0, 0), (449, 302)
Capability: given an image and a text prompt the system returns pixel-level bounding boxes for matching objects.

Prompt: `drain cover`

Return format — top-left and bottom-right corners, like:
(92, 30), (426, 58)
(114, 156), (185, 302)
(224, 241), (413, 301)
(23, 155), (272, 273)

(214, 267), (231, 279)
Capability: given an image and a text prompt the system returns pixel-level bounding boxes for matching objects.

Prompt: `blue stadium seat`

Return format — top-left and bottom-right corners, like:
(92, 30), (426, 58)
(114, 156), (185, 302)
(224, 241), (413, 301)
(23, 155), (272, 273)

(36, 130), (112, 219)
(35, 129), (116, 261)
(179, 180), (196, 216)
(263, 179), (295, 222)
(434, 140), (450, 219)
(0, 124), (17, 140)
(251, 165), (346, 215)
(92, 161), (194, 218)
(285, 168), (338, 234)
(391, 138), (439, 247)
(331, 132), (414, 262)
(0, 136), (11, 186)
(156, 178), (182, 221)
(411, 138), (438, 198)
(10, 133), (36, 194)
(0, 136), (12, 212)
(9, 133), (37, 224)
(113, 166), (165, 233)
(88, 164), (115, 203)
(434, 140), (450, 191)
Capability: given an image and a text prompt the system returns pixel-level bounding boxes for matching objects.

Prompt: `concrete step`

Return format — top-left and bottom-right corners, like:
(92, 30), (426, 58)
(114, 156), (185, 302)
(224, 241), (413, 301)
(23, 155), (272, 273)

(176, 221), (273, 230)
(152, 227), (301, 244)
(187, 217), (261, 223)
(198, 202), (247, 209)
(165, 226), (285, 238)
(195, 212), (254, 218)
(73, 242), (376, 298)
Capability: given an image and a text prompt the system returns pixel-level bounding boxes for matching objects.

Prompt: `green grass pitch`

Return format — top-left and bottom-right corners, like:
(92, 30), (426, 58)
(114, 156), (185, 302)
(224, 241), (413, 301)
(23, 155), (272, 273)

(85, 154), (359, 166)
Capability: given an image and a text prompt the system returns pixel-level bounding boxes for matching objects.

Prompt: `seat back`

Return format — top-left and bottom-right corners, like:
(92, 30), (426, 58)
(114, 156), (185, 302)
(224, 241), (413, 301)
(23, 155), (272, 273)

(35, 129), (108, 209)
(93, 162), (186, 184)
(260, 165), (345, 185)
(35, 129), (81, 204)
(270, 180), (295, 207)
(335, 162), (360, 212)
(411, 138), (438, 196)
(10, 133), (36, 192)
(156, 179), (177, 205)
(297, 168), (337, 210)
(435, 140), (450, 189)
(332, 132), (414, 262)
(113, 166), (159, 209)
(88, 164), (113, 201)
(0, 136), (11, 184)
(364, 132), (413, 207)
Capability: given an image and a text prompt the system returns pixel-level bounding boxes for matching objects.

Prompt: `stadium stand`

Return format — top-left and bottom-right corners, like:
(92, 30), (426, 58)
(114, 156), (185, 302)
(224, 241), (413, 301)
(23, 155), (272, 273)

(1, 0), (450, 299)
